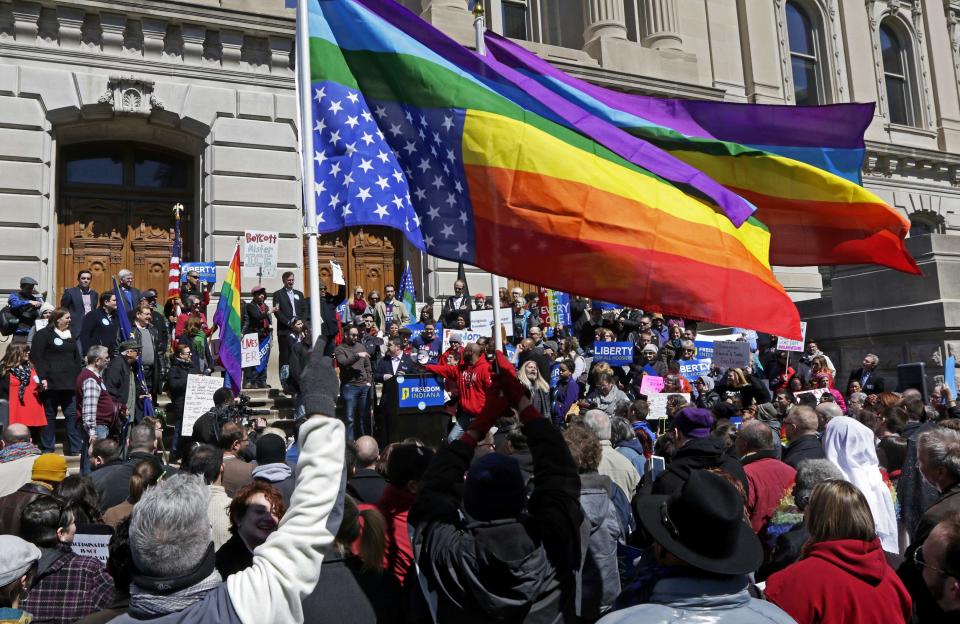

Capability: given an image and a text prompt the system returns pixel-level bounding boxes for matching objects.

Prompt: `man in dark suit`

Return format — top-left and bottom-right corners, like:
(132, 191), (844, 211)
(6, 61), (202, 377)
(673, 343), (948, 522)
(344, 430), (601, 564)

(374, 337), (416, 383)
(315, 281), (346, 357)
(80, 291), (119, 353)
(441, 279), (471, 326)
(116, 268), (141, 312)
(60, 269), (98, 337)
(847, 353), (885, 394)
(272, 271), (308, 380)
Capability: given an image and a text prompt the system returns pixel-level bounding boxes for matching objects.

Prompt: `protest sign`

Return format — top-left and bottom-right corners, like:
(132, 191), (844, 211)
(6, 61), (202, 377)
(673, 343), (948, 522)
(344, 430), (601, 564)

(470, 309), (514, 337)
(34, 319), (48, 331)
(397, 376), (445, 410)
(240, 333), (260, 368)
(442, 328), (484, 353)
(181, 262), (217, 283)
(793, 388), (827, 403)
(181, 374), (224, 433)
(648, 393), (690, 419)
(593, 342), (633, 366)
(677, 359), (711, 383)
(71, 524), (113, 564)
(693, 338), (715, 363)
(777, 321), (808, 352)
(330, 260), (346, 285)
(242, 230), (279, 279)
(640, 375), (664, 395)
(947, 355), (958, 399)
(713, 341), (751, 369)
(550, 362), (561, 389)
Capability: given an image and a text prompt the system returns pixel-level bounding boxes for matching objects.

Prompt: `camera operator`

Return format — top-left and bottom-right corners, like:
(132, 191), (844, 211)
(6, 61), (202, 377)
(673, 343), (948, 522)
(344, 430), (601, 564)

(190, 388), (268, 458)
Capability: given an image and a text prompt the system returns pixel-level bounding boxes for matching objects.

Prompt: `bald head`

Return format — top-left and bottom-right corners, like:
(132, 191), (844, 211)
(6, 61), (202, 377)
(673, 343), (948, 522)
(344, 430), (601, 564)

(2, 423), (30, 447)
(785, 405), (819, 440)
(520, 338), (535, 351)
(815, 402), (843, 423)
(738, 421), (774, 453)
(355, 436), (379, 468)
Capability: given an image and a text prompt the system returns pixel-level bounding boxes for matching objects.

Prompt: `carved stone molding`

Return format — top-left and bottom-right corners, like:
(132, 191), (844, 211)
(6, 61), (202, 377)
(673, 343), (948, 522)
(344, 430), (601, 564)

(98, 75), (165, 116)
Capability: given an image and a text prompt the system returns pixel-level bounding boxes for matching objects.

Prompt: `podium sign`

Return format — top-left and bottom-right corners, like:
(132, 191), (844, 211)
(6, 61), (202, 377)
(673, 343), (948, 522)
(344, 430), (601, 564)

(397, 376), (445, 410)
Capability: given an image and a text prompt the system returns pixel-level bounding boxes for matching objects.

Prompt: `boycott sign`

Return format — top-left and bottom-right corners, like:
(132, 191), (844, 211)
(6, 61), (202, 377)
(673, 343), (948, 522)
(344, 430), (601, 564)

(242, 230), (279, 279)
(181, 374), (224, 434)
(678, 359), (711, 383)
(240, 333), (260, 368)
(469, 309), (514, 338)
(398, 376), (445, 410)
(713, 341), (751, 369)
(777, 321), (808, 352)
(593, 342), (633, 366)
(648, 393), (691, 419)
(71, 524), (113, 564)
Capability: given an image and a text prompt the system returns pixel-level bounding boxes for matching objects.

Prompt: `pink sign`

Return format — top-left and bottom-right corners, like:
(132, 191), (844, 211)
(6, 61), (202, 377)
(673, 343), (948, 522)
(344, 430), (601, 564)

(640, 375), (665, 395)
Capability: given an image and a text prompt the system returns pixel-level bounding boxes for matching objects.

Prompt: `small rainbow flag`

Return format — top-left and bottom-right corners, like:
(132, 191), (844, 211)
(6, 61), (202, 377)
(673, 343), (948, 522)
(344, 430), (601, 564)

(213, 244), (243, 395)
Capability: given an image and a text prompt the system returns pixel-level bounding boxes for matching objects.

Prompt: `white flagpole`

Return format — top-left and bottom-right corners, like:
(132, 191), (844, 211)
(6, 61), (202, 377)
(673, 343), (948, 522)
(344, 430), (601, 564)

(297, 0), (323, 345)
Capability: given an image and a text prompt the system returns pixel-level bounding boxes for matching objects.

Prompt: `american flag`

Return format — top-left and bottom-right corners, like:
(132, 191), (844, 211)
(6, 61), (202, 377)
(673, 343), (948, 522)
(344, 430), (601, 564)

(311, 81), (476, 262)
(167, 207), (182, 301)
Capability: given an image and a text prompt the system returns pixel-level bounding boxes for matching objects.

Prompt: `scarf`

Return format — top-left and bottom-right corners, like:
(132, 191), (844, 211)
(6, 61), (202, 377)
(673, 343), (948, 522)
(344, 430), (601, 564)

(129, 544), (222, 617)
(54, 327), (71, 340)
(0, 441), (40, 463)
(11, 364), (32, 405)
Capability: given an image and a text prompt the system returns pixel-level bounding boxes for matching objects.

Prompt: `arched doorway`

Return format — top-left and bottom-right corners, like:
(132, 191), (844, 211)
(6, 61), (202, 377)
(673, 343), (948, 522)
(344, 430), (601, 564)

(56, 143), (194, 299)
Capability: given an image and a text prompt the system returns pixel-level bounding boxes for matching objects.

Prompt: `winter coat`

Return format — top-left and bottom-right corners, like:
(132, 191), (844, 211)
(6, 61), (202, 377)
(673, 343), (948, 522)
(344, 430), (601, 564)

(551, 377), (579, 425)
(79, 309), (119, 353)
(741, 451), (796, 534)
(781, 434), (825, 469)
(376, 483), (417, 585)
(615, 439), (647, 477)
(302, 551), (403, 624)
(252, 462), (295, 507)
(31, 326), (82, 391)
(598, 574), (796, 624)
(165, 358), (200, 424)
(585, 386), (630, 417)
(766, 538), (911, 624)
(576, 473), (625, 621)
(423, 357), (493, 418)
(651, 436), (749, 496)
(409, 418), (583, 624)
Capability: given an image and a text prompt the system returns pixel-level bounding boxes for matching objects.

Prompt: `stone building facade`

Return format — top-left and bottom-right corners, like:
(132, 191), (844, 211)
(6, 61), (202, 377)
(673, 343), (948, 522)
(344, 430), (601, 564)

(1, 0), (958, 388)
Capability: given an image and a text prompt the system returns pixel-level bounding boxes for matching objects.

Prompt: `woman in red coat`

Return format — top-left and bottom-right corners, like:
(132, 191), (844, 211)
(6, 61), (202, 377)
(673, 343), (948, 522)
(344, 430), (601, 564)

(765, 479), (912, 624)
(0, 343), (46, 442)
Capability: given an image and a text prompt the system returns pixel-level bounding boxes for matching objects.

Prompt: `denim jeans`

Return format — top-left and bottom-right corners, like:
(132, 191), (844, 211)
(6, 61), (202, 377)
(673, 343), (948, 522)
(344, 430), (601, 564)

(341, 383), (370, 442)
(79, 424), (110, 476)
(447, 411), (471, 442)
(41, 390), (78, 454)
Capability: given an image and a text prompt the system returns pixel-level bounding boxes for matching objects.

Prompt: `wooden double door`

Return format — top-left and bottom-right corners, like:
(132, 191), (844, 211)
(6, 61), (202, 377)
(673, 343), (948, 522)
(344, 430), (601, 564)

(304, 227), (403, 300)
(57, 197), (185, 301)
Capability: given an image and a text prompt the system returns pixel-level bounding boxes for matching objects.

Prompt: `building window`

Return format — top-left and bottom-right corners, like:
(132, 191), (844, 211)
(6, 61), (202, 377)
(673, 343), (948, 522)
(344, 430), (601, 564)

(879, 20), (918, 126)
(494, 0), (584, 50)
(501, 0), (529, 41)
(785, 1), (826, 105)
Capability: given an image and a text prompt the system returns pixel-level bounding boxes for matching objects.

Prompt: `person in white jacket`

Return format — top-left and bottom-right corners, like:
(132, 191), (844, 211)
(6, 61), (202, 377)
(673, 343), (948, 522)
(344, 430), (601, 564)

(109, 335), (346, 624)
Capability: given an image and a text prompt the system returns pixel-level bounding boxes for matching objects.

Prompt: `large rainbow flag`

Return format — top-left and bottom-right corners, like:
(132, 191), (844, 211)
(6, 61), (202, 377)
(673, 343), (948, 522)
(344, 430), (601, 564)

(483, 33), (918, 275)
(306, 0), (801, 337)
(212, 244), (243, 395)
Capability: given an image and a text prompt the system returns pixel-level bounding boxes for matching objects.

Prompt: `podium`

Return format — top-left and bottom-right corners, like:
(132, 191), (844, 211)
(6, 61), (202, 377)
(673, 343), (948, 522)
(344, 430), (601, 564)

(378, 374), (451, 447)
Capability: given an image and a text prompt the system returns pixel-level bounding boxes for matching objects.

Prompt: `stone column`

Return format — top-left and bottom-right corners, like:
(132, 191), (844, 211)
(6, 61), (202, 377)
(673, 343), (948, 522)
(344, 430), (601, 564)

(56, 7), (84, 49)
(99, 13), (126, 55)
(221, 30), (243, 70)
(640, 0), (681, 50)
(182, 24), (206, 65)
(417, 0), (472, 46)
(11, 1), (40, 43)
(583, 0), (628, 45)
(141, 18), (167, 59)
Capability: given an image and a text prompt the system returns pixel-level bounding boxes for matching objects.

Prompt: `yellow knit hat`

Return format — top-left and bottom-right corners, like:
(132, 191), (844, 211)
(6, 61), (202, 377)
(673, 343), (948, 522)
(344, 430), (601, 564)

(31, 453), (67, 483)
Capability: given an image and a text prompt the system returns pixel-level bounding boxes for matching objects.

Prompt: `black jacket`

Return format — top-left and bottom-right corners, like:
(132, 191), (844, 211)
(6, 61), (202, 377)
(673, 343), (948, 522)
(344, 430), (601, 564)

(409, 417), (583, 624)
(90, 451), (171, 512)
(781, 434), (825, 469)
(847, 367), (885, 394)
(166, 358), (201, 423)
(287, 335), (311, 394)
(346, 468), (388, 504)
(131, 322), (166, 391)
(374, 353), (417, 383)
(60, 286), (99, 336)
(216, 533), (253, 579)
(651, 436), (749, 496)
(31, 326), (82, 391)
(242, 301), (273, 340)
(302, 552), (403, 624)
(80, 309), (119, 353)
(441, 295), (471, 326)
(318, 285), (347, 337)
(272, 288), (308, 336)
(103, 355), (136, 410)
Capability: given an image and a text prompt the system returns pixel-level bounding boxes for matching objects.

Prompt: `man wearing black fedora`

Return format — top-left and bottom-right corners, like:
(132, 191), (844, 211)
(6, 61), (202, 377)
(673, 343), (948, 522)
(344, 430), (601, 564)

(600, 471), (795, 623)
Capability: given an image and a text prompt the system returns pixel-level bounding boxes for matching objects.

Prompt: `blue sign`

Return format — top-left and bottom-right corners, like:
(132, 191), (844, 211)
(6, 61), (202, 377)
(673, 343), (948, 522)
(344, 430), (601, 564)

(550, 362), (561, 389)
(678, 358), (711, 383)
(593, 341), (633, 366)
(405, 322), (425, 341)
(181, 262), (217, 283)
(694, 340), (714, 362)
(947, 355), (957, 399)
(398, 376), (445, 410)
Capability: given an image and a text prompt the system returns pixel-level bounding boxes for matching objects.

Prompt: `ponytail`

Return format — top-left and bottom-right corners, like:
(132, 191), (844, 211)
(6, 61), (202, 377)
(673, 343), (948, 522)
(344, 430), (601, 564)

(337, 495), (387, 573)
(128, 458), (163, 504)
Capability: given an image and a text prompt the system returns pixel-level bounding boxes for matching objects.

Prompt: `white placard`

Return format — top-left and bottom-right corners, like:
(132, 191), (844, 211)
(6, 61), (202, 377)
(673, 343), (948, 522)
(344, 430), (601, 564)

(442, 328), (485, 353)
(330, 260), (346, 286)
(71, 530), (112, 564)
(648, 393), (691, 419)
(713, 341), (751, 369)
(776, 321), (808, 352)
(240, 333), (260, 368)
(181, 374), (224, 434)
(468, 308), (514, 338)
(34, 319), (48, 330)
(242, 230), (279, 279)
(793, 388), (827, 403)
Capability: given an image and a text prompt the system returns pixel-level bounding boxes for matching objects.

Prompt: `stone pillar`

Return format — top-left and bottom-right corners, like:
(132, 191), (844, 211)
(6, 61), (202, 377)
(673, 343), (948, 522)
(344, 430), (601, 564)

(11, 1), (40, 43)
(583, 0), (628, 45)
(182, 24), (206, 65)
(56, 7), (84, 49)
(221, 30), (243, 70)
(99, 13), (126, 55)
(141, 18), (167, 59)
(640, 0), (681, 50)
(269, 36), (293, 74)
(417, 0), (472, 46)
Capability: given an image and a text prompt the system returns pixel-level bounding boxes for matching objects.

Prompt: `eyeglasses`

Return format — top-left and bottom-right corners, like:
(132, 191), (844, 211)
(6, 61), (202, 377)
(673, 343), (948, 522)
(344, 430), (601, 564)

(914, 545), (956, 578)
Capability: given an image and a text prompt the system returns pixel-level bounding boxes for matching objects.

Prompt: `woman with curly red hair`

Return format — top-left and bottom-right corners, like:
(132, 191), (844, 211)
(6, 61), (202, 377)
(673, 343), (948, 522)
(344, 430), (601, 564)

(215, 481), (287, 578)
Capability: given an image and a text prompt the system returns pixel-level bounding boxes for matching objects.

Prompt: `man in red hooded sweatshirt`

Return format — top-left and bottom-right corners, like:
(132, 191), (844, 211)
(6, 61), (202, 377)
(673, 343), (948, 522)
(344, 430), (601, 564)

(424, 342), (493, 441)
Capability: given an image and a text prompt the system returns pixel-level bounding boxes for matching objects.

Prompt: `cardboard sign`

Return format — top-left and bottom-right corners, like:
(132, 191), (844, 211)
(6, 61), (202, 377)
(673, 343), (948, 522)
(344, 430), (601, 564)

(677, 359), (711, 383)
(648, 393), (690, 419)
(441, 328), (485, 353)
(776, 321), (808, 352)
(71, 524), (113, 564)
(713, 341), (751, 369)
(240, 333), (260, 368)
(181, 374), (224, 434)
(640, 375), (665, 395)
(469, 308), (514, 338)
(242, 230), (279, 279)
(397, 376), (445, 410)
(593, 341), (633, 366)
(181, 262), (217, 283)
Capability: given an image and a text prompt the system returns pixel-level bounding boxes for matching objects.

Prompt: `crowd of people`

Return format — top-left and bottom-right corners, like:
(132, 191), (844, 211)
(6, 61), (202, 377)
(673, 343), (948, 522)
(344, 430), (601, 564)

(0, 270), (959, 623)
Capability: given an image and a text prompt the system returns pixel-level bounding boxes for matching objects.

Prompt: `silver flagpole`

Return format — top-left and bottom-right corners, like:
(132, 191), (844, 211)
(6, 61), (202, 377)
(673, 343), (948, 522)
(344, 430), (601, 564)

(297, 0), (323, 345)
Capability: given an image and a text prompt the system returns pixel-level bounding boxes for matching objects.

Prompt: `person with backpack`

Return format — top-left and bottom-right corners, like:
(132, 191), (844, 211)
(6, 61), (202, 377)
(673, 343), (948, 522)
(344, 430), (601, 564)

(5, 277), (43, 343)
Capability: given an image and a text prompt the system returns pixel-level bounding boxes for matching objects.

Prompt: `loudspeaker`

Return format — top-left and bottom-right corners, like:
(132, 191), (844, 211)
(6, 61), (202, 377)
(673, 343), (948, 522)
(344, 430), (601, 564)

(897, 362), (928, 398)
